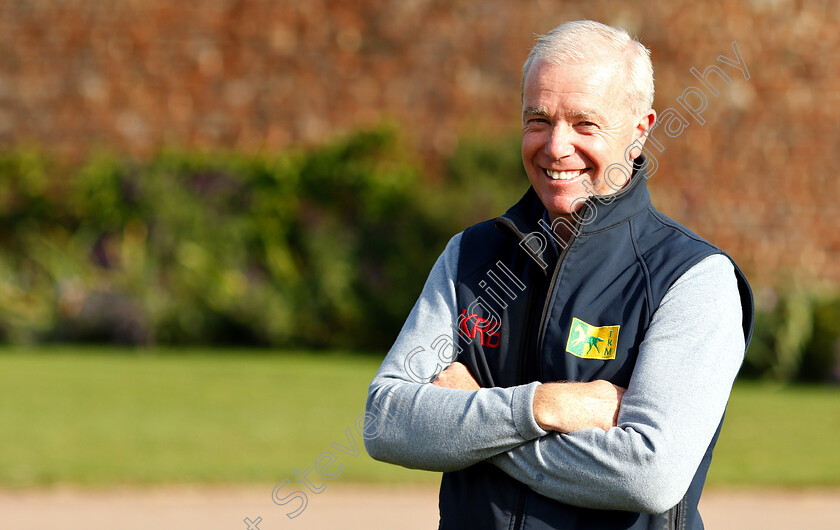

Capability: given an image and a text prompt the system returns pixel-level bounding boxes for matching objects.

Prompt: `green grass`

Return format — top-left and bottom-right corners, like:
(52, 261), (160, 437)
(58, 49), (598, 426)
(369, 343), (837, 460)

(0, 346), (438, 488)
(708, 381), (840, 488)
(0, 347), (838, 489)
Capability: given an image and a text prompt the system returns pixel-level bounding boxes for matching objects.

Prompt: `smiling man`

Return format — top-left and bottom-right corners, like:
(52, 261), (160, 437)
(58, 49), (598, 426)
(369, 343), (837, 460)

(364, 20), (754, 529)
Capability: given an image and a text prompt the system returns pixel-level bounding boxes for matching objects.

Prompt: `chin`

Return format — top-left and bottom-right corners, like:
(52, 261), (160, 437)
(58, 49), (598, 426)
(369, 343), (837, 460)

(538, 191), (584, 215)
(540, 201), (574, 221)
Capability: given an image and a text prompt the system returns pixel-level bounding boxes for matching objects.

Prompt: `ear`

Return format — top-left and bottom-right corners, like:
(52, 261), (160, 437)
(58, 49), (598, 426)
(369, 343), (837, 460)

(633, 109), (657, 144)
(624, 110), (657, 164)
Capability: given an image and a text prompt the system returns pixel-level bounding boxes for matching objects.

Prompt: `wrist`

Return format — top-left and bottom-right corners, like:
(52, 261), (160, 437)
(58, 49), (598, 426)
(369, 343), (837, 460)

(515, 382), (548, 439)
(533, 383), (562, 431)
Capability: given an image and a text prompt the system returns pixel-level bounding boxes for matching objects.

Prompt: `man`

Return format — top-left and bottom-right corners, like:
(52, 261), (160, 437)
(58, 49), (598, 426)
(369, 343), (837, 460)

(364, 20), (753, 529)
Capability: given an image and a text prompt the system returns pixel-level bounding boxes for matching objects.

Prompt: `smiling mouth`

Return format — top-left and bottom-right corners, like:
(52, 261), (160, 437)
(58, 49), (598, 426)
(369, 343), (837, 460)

(544, 168), (587, 181)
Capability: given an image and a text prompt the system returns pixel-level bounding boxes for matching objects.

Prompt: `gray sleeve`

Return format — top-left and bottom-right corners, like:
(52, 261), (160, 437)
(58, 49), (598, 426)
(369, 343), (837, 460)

(363, 233), (547, 472)
(488, 254), (745, 514)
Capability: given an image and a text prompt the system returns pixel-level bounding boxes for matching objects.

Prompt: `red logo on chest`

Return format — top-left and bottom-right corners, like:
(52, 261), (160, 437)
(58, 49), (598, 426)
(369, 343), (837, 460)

(459, 309), (501, 348)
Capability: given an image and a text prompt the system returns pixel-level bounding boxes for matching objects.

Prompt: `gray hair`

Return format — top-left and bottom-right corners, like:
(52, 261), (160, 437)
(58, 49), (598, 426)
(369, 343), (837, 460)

(521, 20), (654, 118)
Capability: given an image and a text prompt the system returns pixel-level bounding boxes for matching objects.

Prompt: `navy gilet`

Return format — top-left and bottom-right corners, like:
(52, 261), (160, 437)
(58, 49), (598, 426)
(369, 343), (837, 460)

(438, 159), (754, 530)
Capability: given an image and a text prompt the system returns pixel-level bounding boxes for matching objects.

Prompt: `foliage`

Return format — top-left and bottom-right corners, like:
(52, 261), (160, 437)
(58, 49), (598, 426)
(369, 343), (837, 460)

(0, 129), (838, 381)
(742, 290), (840, 383)
(0, 127), (525, 349)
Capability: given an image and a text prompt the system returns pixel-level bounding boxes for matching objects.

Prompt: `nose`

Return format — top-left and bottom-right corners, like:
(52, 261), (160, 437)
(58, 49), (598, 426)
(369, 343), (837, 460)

(545, 125), (575, 159)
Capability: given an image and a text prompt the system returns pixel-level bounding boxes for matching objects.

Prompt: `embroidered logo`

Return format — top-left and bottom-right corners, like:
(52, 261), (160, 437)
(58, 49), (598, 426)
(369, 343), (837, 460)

(459, 309), (501, 348)
(565, 317), (619, 360)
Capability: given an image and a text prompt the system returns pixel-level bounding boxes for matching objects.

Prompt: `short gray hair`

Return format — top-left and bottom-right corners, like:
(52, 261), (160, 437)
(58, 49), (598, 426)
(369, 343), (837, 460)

(522, 20), (654, 118)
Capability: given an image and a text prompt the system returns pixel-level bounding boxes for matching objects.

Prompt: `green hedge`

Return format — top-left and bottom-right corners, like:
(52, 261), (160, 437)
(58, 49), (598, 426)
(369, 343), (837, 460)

(0, 126), (837, 381)
(0, 126), (526, 349)
(742, 291), (840, 382)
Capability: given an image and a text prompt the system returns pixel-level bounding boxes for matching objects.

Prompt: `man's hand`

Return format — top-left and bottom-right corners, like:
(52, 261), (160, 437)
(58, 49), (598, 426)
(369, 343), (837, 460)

(533, 380), (625, 433)
(432, 362), (480, 391)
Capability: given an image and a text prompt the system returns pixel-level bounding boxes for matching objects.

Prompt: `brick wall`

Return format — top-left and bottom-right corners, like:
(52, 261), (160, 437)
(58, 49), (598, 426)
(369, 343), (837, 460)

(1, 0), (838, 286)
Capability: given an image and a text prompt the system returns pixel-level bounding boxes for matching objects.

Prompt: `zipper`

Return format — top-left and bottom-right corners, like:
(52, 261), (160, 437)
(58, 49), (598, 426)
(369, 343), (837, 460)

(496, 206), (588, 530)
(668, 494), (686, 530)
(516, 283), (538, 385)
(535, 210), (585, 354)
(494, 215), (551, 385)
(495, 215), (541, 530)
(673, 495), (685, 530)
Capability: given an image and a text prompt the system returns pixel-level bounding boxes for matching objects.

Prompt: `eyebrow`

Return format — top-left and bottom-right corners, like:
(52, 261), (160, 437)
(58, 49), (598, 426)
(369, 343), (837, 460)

(522, 106), (607, 123)
(566, 108), (606, 123)
(522, 106), (549, 120)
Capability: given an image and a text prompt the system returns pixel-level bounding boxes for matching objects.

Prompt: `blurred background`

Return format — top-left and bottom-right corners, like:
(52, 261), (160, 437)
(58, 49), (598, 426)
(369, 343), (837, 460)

(0, 0), (838, 528)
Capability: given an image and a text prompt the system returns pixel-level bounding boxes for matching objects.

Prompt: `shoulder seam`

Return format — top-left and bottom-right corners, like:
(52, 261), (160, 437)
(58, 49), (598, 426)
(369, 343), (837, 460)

(629, 218), (654, 322)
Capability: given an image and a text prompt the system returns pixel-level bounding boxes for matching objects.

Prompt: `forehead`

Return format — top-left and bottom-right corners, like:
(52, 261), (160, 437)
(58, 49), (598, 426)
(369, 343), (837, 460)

(522, 58), (623, 118)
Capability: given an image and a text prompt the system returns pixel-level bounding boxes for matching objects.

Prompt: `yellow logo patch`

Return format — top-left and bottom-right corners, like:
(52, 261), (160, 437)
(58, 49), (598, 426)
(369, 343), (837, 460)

(565, 317), (620, 360)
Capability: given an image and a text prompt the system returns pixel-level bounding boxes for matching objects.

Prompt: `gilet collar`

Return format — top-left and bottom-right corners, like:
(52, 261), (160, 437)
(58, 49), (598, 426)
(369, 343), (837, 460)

(495, 156), (652, 238)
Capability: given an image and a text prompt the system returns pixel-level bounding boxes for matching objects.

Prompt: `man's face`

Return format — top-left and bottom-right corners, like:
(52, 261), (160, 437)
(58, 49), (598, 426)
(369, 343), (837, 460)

(521, 58), (655, 222)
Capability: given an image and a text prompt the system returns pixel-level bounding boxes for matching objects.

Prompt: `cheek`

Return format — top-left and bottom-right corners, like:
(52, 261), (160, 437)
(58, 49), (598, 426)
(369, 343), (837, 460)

(580, 137), (614, 167)
(521, 132), (544, 158)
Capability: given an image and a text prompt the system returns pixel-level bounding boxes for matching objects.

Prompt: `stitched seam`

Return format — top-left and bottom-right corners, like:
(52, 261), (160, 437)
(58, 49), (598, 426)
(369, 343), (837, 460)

(629, 219), (654, 323)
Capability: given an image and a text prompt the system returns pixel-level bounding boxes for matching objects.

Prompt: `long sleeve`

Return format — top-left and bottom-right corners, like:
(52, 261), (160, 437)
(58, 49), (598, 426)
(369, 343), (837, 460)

(363, 233), (548, 471)
(489, 254), (745, 513)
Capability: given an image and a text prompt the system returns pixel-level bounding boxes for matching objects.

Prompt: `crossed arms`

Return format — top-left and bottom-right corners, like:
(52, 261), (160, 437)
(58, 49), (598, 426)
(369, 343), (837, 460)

(363, 234), (745, 513)
(433, 362), (625, 433)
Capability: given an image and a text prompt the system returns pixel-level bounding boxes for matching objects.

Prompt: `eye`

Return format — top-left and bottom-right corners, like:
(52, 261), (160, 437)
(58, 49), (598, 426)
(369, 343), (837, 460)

(526, 117), (550, 127)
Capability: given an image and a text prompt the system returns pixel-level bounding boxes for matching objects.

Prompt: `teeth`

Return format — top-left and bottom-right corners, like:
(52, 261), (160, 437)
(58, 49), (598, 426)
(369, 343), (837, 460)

(546, 169), (583, 180)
